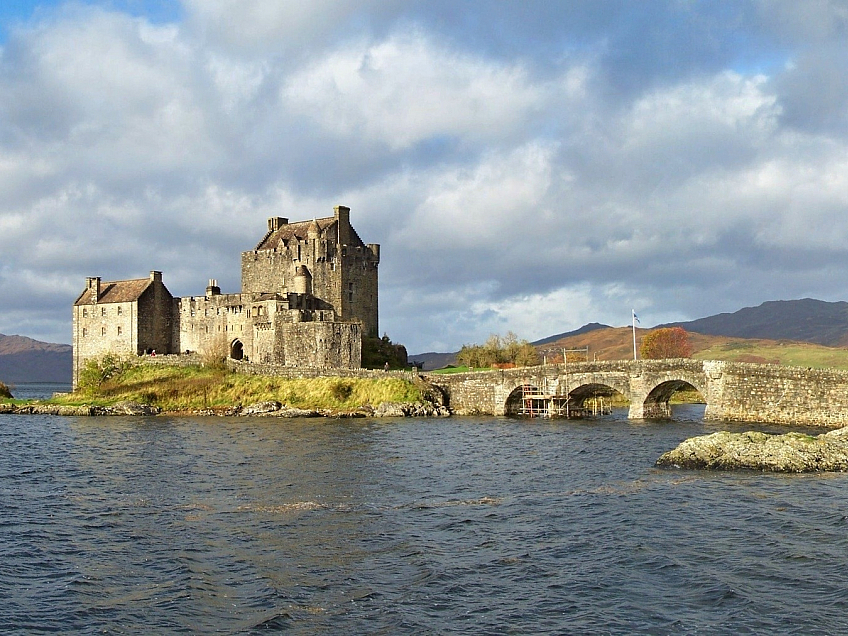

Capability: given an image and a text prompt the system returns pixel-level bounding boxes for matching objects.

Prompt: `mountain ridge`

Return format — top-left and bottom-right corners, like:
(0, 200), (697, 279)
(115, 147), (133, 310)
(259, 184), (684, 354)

(661, 299), (848, 347)
(0, 334), (72, 383)
(413, 298), (848, 369)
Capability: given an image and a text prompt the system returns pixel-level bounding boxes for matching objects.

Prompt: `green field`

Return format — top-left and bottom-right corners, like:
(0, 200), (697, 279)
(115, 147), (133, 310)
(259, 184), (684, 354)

(693, 340), (848, 370)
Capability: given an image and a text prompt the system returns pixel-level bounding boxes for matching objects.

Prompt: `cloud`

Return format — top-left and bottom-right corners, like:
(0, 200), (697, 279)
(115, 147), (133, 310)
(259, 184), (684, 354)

(1, 1), (848, 355)
(283, 31), (549, 150)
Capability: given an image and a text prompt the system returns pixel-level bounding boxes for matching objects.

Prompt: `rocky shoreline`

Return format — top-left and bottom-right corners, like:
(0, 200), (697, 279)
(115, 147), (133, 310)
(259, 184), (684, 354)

(0, 400), (451, 418)
(656, 426), (848, 472)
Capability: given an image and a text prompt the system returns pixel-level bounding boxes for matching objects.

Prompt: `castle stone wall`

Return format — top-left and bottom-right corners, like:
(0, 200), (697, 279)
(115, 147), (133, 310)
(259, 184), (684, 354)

(281, 322), (361, 369)
(136, 278), (175, 354)
(73, 300), (138, 383)
(175, 293), (251, 356)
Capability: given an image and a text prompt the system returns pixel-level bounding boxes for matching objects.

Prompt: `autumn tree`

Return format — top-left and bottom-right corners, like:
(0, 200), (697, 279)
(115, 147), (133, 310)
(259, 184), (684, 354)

(456, 344), (491, 368)
(513, 342), (541, 367)
(639, 327), (692, 359)
(456, 331), (540, 368)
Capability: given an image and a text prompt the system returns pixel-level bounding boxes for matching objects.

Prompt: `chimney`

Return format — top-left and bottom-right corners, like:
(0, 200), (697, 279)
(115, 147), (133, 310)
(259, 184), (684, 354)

(334, 205), (350, 245)
(268, 217), (288, 232)
(367, 243), (380, 263)
(150, 271), (162, 283)
(206, 278), (221, 298)
(86, 277), (101, 303)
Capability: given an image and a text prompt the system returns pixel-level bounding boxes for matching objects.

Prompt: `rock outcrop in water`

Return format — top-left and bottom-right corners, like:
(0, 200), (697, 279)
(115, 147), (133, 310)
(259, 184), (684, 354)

(0, 401), (161, 416)
(372, 401), (451, 417)
(657, 426), (848, 472)
(1, 397), (451, 418)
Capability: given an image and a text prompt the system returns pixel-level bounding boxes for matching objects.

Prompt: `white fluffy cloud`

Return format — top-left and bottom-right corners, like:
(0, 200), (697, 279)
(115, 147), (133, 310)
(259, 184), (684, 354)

(283, 31), (548, 150)
(1, 1), (848, 355)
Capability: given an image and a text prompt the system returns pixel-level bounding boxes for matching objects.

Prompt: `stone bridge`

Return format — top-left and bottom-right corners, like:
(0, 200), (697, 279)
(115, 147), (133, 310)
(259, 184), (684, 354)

(426, 359), (848, 427)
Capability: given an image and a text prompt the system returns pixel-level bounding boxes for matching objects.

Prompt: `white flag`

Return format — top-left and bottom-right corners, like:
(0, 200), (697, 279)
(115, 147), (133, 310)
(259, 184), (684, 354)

(632, 310), (640, 324)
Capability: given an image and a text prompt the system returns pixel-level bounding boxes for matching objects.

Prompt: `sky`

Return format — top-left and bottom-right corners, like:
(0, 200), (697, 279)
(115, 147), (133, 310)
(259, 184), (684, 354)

(1, 1), (848, 354)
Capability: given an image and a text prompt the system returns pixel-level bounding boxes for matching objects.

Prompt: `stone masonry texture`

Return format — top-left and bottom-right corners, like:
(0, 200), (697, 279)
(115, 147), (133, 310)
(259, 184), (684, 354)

(72, 206), (377, 386)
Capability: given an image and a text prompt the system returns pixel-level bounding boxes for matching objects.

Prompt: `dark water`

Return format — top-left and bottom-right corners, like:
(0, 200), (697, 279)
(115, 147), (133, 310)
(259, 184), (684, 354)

(3, 405), (848, 634)
(6, 383), (72, 401)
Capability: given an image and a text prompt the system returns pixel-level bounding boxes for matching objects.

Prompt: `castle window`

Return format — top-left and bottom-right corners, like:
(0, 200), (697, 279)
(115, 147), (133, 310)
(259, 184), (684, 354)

(117, 326), (122, 336)
(82, 328), (87, 337)
(101, 327), (106, 336)
(82, 308), (88, 317)
(101, 307), (106, 317)
(117, 306), (122, 316)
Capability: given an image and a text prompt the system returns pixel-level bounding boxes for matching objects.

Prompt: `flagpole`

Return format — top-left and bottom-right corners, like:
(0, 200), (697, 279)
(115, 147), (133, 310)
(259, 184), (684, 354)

(632, 310), (638, 360)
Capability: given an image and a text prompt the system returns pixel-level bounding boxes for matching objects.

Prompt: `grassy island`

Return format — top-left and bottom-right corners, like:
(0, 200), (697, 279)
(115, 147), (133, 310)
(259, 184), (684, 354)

(23, 357), (431, 415)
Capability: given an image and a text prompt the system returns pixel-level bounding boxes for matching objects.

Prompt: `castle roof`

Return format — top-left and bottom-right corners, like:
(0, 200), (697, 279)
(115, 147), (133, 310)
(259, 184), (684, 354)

(74, 278), (152, 305)
(255, 216), (337, 250)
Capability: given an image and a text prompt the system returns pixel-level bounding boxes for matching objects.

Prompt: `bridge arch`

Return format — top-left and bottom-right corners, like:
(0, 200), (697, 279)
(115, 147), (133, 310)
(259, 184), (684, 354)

(505, 384), (542, 417)
(636, 378), (705, 419)
(568, 382), (628, 413)
(504, 381), (629, 418)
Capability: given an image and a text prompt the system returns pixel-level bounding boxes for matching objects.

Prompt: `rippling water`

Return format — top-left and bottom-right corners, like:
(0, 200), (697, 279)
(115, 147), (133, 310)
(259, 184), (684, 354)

(3, 404), (848, 634)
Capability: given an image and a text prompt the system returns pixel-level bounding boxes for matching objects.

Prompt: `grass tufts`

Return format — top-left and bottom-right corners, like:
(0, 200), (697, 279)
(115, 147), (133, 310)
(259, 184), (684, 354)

(52, 363), (424, 412)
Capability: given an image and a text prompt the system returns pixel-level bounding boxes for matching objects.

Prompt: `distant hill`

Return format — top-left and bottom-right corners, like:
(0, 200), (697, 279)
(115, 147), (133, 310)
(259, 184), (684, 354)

(410, 351), (457, 371)
(663, 299), (848, 347)
(0, 334), (72, 383)
(531, 322), (611, 346)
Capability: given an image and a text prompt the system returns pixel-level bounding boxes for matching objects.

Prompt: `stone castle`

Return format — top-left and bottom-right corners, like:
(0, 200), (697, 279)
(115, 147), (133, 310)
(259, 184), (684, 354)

(73, 206), (379, 386)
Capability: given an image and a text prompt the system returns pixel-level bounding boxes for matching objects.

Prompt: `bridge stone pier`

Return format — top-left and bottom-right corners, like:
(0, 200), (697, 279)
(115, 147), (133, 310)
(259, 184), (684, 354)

(426, 360), (848, 427)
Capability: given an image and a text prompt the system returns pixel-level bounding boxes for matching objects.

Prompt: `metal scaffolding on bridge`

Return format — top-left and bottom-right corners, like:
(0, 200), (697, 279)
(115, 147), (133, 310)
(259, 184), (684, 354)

(515, 382), (612, 419)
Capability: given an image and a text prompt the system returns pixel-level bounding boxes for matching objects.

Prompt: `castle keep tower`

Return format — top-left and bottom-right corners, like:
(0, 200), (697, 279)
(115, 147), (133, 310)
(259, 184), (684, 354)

(73, 206), (379, 386)
(241, 205), (379, 336)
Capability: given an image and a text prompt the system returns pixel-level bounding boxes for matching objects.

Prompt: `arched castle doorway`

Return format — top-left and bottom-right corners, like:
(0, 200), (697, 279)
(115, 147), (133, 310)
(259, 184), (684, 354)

(230, 339), (244, 361)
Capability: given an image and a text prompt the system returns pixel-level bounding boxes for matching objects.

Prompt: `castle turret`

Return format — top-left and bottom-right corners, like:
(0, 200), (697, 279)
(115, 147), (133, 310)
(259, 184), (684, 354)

(294, 265), (312, 295)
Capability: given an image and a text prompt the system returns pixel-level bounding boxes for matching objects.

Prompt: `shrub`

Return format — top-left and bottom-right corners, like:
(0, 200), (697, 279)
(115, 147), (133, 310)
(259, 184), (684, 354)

(362, 334), (408, 369)
(0, 381), (12, 399)
(78, 354), (131, 392)
(330, 380), (354, 401)
(200, 335), (229, 370)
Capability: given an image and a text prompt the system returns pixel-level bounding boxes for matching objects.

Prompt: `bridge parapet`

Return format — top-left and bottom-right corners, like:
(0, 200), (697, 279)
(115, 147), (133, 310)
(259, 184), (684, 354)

(426, 359), (848, 426)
